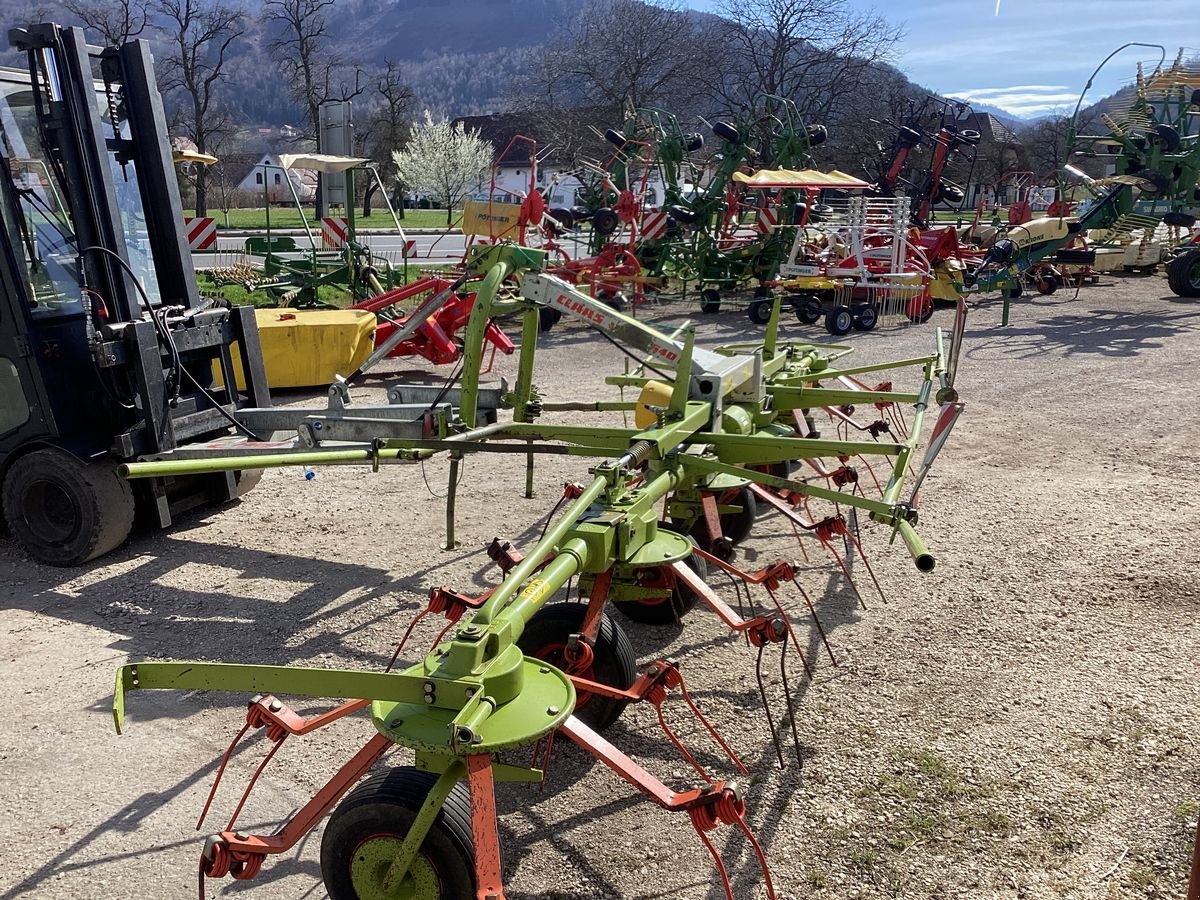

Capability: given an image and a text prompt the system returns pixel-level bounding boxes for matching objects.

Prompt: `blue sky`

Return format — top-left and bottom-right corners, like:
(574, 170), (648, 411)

(686, 0), (1195, 118)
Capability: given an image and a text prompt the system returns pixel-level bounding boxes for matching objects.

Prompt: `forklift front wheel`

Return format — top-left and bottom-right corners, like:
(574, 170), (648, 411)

(2, 448), (134, 566)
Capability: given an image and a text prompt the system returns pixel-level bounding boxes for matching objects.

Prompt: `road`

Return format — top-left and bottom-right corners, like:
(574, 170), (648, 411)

(192, 230), (594, 271)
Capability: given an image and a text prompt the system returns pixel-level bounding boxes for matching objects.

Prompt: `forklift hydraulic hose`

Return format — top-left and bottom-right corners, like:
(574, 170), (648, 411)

(80, 245), (262, 441)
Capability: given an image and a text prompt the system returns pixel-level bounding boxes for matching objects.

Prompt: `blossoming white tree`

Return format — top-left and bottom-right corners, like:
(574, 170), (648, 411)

(393, 111), (493, 225)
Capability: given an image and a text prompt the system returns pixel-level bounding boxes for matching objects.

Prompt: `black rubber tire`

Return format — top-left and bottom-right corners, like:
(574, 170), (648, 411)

(1002, 285), (1023, 300)
(618, 535), (709, 626)
(1167, 248), (1200, 298)
(699, 289), (721, 313)
(683, 486), (757, 550)
(592, 207), (619, 235)
(1036, 276), (1058, 296)
(825, 305), (853, 336)
(517, 603), (636, 731)
(795, 296), (823, 325)
(851, 304), (878, 331)
(712, 120), (740, 143)
(538, 306), (562, 333)
(716, 486), (756, 545)
(747, 298), (773, 324)
(321, 767), (475, 900)
(2, 447), (135, 566)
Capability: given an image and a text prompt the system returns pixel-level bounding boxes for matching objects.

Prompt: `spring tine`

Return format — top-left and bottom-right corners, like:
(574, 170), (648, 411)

(694, 823), (736, 900)
(226, 735), (287, 832)
(431, 616), (459, 648)
(821, 536), (868, 611)
(846, 529), (888, 605)
(755, 642), (785, 769)
(789, 575), (837, 667)
(763, 584), (813, 679)
(786, 515), (811, 563)
(778, 633), (804, 768)
(386, 606), (433, 671)
(676, 677), (748, 774)
(734, 813), (779, 900)
(196, 719), (252, 831)
(855, 454), (885, 494)
(541, 729), (556, 781)
(654, 703), (712, 782)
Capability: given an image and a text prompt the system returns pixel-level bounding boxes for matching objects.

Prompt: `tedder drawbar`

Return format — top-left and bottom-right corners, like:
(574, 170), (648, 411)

(113, 243), (968, 899)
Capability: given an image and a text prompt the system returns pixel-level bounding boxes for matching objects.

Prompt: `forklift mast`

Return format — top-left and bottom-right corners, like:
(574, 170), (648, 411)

(0, 23), (271, 566)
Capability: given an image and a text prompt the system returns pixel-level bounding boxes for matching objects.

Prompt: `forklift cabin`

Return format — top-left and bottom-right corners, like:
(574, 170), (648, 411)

(0, 24), (270, 566)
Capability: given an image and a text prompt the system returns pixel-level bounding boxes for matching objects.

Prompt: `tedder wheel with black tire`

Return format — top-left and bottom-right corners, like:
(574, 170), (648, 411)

(905, 295), (934, 324)
(795, 296), (823, 325)
(1167, 248), (1200, 298)
(825, 305), (853, 336)
(747, 298), (773, 325)
(516, 602), (637, 731)
(538, 306), (563, 333)
(321, 767), (476, 900)
(1035, 275), (1058, 295)
(851, 303), (878, 331)
(616, 536), (709, 626)
(2, 447), (135, 567)
(699, 288), (722, 314)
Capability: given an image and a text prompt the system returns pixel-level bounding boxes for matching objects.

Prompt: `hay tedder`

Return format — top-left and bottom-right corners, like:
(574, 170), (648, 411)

(113, 240), (968, 899)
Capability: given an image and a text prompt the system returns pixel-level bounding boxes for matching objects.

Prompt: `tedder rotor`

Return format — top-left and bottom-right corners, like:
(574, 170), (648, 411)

(113, 242), (968, 899)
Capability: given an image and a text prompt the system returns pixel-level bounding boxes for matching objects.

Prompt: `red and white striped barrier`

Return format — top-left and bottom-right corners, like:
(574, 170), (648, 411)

(640, 210), (668, 240)
(183, 216), (216, 251)
(321, 216), (350, 249)
(755, 208), (778, 234)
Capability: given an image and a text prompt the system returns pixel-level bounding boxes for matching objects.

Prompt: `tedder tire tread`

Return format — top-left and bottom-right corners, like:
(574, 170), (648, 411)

(517, 602), (637, 730)
(1167, 249), (1200, 298)
(321, 767), (476, 900)
(2, 447), (134, 566)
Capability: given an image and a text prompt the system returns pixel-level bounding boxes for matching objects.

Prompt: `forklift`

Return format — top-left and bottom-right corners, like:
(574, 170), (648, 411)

(0, 23), (271, 566)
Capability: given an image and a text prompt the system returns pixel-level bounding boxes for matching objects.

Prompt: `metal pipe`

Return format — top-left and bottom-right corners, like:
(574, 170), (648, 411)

(895, 520), (934, 572)
(471, 473), (609, 626)
(120, 448), (395, 478)
(459, 262), (509, 428)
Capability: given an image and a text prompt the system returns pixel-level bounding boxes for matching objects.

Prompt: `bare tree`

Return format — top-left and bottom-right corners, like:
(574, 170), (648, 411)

(360, 59), (414, 218)
(393, 112), (493, 225)
(713, 0), (902, 125)
(156, 0), (244, 216)
(1022, 115), (1072, 180)
(263, 0), (365, 215)
(62, 0), (149, 46)
(532, 0), (710, 118)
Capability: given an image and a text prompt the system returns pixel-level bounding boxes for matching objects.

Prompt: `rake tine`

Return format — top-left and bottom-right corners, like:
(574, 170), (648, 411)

(788, 575), (837, 667)
(755, 642), (785, 769)
(226, 736), (286, 832)
(845, 528), (888, 605)
(654, 702), (712, 783)
(386, 606), (433, 671)
(196, 719), (252, 831)
(855, 454), (885, 494)
(778, 632), (804, 768)
(820, 534), (868, 611)
(763, 584), (813, 679)
(675, 677), (749, 775)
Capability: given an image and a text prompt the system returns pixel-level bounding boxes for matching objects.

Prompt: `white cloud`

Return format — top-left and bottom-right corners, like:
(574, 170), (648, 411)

(943, 84), (1081, 116)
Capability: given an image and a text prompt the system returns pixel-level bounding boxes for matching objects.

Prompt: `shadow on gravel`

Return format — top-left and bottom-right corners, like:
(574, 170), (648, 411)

(1, 536), (456, 711)
(966, 306), (1200, 360)
(0, 751), (322, 900)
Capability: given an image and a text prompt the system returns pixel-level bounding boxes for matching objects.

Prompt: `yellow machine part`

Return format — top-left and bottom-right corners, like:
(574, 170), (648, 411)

(635, 380), (674, 428)
(216, 308), (377, 390)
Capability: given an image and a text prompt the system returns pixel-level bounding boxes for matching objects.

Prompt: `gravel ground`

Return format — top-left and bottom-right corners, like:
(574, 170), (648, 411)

(2, 274), (1199, 900)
